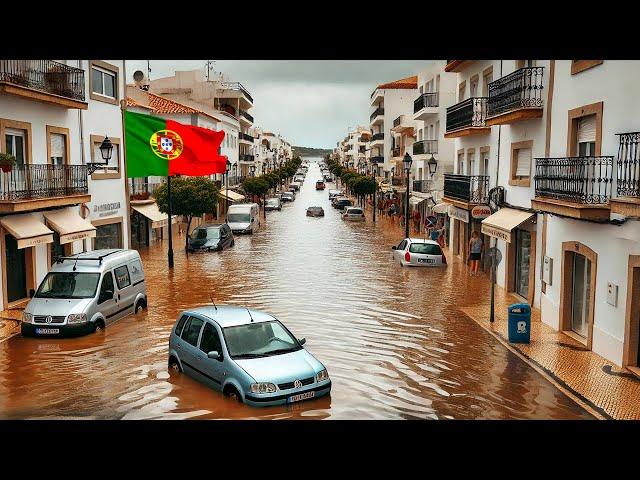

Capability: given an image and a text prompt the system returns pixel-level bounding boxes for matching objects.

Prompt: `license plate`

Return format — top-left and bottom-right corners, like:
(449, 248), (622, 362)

(418, 258), (435, 264)
(35, 328), (60, 335)
(288, 391), (315, 403)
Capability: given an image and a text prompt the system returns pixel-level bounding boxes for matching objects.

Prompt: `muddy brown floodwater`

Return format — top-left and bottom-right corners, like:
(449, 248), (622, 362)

(0, 159), (592, 420)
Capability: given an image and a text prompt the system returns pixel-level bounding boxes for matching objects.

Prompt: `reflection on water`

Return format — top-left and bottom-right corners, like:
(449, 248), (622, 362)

(0, 158), (592, 419)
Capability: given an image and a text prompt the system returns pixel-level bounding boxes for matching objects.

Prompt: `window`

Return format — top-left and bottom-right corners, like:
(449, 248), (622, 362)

(481, 150), (490, 175)
(175, 315), (189, 336)
(482, 71), (493, 97)
(467, 150), (475, 175)
(49, 133), (67, 165)
(35, 272), (101, 299)
(571, 60), (603, 75)
(5, 128), (26, 166)
(181, 316), (204, 347)
(398, 240), (408, 250)
(567, 102), (603, 157)
(409, 243), (443, 255)
(510, 140), (533, 186)
(577, 115), (596, 156)
(458, 81), (466, 102)
(91, 66), (116, 98)
(470, 75), (479, 97)
(457, 152), (465, 174)
(98, 271), (115, 304)
(114, 265), (131, 289)
(199, 322), (222, 355)
(128, 259), (144, 284)
(93, 221), (123, 249)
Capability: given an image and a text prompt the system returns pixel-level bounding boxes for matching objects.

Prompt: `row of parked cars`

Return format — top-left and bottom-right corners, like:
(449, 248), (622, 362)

(328, 189), (365, 221)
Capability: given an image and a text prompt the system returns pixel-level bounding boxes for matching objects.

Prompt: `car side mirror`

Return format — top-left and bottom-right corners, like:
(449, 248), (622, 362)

(391, 246), (397, 250)
(207, 350), (222, 360)
(298, 337), (306, 345)
(29, 289), (35, 298)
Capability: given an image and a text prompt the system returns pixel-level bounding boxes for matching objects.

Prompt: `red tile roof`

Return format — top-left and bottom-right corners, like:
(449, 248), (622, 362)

(125, 96), (152, 109)
(376, 75), (418, 90)
(147, 93), (202, 114)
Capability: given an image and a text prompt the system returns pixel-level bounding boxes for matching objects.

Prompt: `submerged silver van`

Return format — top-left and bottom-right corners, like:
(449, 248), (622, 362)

(21, 249), (148, 338)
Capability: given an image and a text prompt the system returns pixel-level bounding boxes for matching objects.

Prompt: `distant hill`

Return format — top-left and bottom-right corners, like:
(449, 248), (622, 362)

(292, 146), (332, 158)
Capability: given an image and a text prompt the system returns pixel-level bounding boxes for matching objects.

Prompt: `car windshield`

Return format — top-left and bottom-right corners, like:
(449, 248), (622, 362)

(223, 320), (302, 359)
(347, 209), (362, 214)
(409, 243), (443, 255)
(266, 199), (278, 205)
(228, 213), (250, 223)
(35, 272), (101, 299)
(194, 227), (220, 240)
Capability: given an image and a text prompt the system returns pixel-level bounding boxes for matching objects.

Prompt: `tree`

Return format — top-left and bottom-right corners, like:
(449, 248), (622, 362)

(155, 176), (219, 250)
(241, 176), (270, 198)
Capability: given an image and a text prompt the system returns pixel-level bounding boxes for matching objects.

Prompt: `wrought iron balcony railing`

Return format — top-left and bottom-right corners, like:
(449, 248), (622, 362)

(413, 140), (438, 156)
(534, 156), (614, 204)
(239, 109), (254, 123)
(443, 174), (489, 203)
(371, 132), (384, 142)
(414, 92), (439, 113)
(446, 97), (488, 132)
(239, 132), (254, 142)
(221, 82), (253, 104)
(370, 107), (384, 122)
(413, 180), (432, 193)
(0, 164), (88, 201)
(393, 116), (402, 128)
(370, 156), (384, 164)
(240, 154), (255, 162)
(487, 67), (544, 118)
(0, 60), (85, 101)
(617, 132), (640, 198)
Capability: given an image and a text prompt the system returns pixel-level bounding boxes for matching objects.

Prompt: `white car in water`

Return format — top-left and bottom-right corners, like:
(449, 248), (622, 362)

(342, 206), (365, 221)
(391, 238), (447, 267)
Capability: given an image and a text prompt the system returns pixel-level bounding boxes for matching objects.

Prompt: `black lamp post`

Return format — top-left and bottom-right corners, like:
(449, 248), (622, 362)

(427, 154), (438, 178)
(87, 136), (113, 174)
(249, 164), (256, 177)
(403, 152), (412, 238)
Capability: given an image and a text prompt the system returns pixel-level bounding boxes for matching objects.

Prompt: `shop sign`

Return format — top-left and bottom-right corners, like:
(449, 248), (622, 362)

(93, 202), (121, 218)
(471, 205), (491, 219)
(448, 205), (469, 223)
(481, 224), (511, 243)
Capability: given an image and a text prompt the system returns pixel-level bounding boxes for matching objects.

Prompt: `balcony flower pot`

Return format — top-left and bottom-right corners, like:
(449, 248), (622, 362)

(0, 153), (16, 173)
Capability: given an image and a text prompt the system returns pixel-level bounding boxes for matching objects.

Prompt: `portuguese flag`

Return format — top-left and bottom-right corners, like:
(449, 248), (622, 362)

(124, 110), (227, 178)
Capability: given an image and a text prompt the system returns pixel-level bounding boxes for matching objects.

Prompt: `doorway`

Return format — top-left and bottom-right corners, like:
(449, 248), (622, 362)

(515, 230), (532, 298)
(623, 255), (640, 374)
(4, 234), (27, 303)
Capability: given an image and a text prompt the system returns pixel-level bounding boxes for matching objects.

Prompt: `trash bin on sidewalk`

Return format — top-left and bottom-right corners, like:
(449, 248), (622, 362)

(508, 303), (531, 344)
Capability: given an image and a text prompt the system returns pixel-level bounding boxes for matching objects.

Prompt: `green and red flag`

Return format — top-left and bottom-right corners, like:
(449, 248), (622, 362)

(124, 110), (227, 177)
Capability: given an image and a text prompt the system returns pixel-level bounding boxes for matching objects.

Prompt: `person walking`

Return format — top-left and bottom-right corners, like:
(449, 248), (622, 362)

(468, 231), (483, 276)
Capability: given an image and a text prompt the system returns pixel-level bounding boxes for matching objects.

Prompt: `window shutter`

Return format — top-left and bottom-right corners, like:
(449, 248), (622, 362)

(50, 133), (65, 158)
(577, 115), (596, 143)
(515, 148), (531, 177)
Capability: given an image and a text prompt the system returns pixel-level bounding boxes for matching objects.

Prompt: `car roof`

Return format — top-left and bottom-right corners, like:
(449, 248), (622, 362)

(184, 305), (277, 328)
(345, 206), (362, 211)
(407, 238), (439, 244)
(196, 223), (225, 228)
(51, 249), (139, 273)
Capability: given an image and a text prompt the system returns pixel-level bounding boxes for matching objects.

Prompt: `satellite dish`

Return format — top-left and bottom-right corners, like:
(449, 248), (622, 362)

(133, 70), (145, 82)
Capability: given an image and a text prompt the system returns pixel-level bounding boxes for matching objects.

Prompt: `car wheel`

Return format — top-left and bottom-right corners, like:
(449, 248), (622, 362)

(224, 386), (242, 403)
(169, 357), (182, 374)
(231, 240), (235, 247)
(94, 319), (106, 333)
(135, 300), (143, 314)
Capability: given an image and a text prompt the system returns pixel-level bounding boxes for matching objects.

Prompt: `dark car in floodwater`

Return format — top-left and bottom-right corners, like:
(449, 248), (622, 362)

(188, 224), (235, 252)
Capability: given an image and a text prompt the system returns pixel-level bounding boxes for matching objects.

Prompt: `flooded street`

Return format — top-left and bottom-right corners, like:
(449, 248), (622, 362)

(0, 158), (592, 419)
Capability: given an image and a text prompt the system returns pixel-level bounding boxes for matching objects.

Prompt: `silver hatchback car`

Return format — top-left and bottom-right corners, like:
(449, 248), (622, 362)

(391, 238), (447, 267)
(168, 305), (331, 407)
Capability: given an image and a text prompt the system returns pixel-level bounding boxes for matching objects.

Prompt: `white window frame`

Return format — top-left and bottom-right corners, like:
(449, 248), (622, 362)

(91, 65), (117, 99)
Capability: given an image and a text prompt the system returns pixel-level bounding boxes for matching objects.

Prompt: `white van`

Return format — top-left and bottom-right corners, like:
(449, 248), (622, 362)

(21, 249), (148, 338)
(227, 203), (261, 234)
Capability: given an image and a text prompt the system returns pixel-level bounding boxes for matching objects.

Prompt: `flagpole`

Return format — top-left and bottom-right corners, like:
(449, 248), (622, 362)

(167, 175), (174, 268)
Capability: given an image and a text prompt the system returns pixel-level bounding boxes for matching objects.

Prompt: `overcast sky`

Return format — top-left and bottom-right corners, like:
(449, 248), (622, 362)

(126, 60), (431, 148)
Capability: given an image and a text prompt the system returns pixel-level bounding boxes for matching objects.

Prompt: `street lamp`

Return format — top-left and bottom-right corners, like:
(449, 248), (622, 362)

(427, 154), (438, 178)
(249, 164), (256, 177)
(403, 152), (412, 238)
(87, 136), (113, 174)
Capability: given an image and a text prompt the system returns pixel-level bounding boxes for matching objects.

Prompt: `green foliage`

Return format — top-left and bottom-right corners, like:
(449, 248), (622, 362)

(155, 176), (218, 217)
(0, 152), (16, 166)
(241, 176), (270, 196)
(351, 176), (376, 196)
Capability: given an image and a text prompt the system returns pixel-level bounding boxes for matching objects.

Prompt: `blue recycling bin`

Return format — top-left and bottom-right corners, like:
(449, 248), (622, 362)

(508, 303), (531, 344)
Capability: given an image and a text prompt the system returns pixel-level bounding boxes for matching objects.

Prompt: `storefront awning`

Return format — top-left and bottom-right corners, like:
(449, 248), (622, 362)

(432, 202), (449, 214)
(43, 208), (96, 244)
(481, 208), (535, 243)
(219, 188), (245, 202)
(132, 202), (178, 229)
(1, 213), (54, 249)
(409, 194), (431, 206)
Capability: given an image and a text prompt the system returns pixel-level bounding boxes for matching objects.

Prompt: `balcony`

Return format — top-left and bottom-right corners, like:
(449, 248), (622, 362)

(611, 132), (640, 216)
(412, 140), (438, 156)
(443, 174), (489, 207)
(239, 132), (254, 143)
(486, 67), (544, 126)
(370, 156), (385, 164)
(413, 92), (439, 120)
(413, 180), (432, 193)
(370, 132), (384, 147)
(220, 82), (253, 104)
(370, 88), (384, 105)
(391, 114), (414, 134)
(445, 60), (475, 72)
(0, 60), (87, 109)
(445, 97), (490, 138)
(531, 156), (613, 220)
(239, 108), (254, 124)
(0, 164), (90, 213)
(392, 147), (401, 158)
(370, 107), (384, 125)
(239, 154), (255, 163)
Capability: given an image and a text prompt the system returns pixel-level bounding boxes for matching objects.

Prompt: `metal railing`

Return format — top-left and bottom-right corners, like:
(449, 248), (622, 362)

(617, 132), (640, 197)
(534, 156), (614, 204)
(371, 132), (384, 142)
(414, 92), (439, 113)
(370, 156), (384, 164)
(443, 174), (489, 203)
(393, 116), (403, 128)
(413, 180), (432, 193)
(239, 132), (254, 142)
(446, 97), (488, 132)
(0, 164), (88, 201)
(413, 140), (438, 155)
(487, 67), (544, 118)
(239, 109), (254, 123)
(392, 177), (404, 186)
(0, 60), (85, 101)
(240, 154), (255, 162)
(370, 107), (384, 122)
(221, 82), (253, 104)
